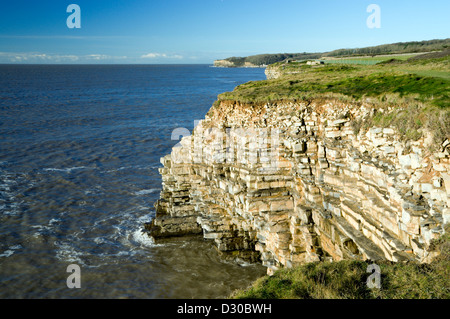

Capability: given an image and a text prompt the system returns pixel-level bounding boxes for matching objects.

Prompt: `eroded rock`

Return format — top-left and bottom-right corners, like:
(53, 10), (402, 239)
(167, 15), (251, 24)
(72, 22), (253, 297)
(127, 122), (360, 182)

(148, 100), (449, 274)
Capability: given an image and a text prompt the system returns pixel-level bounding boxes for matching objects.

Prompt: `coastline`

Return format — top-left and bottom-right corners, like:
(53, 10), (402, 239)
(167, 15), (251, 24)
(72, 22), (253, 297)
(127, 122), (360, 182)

(148, 52), (449, 298)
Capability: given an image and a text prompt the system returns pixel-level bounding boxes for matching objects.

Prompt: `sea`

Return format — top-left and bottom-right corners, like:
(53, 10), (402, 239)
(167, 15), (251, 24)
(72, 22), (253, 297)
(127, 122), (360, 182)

(0, 64), (268, 299)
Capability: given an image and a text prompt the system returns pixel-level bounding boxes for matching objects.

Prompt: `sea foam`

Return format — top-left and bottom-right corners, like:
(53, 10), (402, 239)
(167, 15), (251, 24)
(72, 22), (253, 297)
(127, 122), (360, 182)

(43, 166), (90, 173)
(132, 229), (157, 247)
(134, 189), (160, 196)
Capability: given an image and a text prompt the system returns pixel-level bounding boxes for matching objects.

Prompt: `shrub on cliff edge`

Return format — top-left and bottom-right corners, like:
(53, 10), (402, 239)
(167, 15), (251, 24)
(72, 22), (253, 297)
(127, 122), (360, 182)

(231, 226), (450, 299)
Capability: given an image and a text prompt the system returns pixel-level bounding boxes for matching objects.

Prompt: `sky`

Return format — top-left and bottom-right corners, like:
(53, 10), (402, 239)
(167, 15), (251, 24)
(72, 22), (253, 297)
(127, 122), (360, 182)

(0, 0), (449, 64)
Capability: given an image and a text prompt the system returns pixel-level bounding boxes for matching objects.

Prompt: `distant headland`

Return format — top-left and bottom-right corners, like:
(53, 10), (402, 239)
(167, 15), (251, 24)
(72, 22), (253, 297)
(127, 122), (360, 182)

(213, 38), (450, 67)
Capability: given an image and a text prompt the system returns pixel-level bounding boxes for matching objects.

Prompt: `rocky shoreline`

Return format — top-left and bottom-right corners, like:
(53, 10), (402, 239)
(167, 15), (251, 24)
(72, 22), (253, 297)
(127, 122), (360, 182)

(146, 81), (449, 276)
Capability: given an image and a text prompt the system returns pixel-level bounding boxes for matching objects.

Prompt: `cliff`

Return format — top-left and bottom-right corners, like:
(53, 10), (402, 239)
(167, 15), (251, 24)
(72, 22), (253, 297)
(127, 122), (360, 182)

(146, 58), (449, 275)
(213, 53), (323, 68)
(214, 59), (262, 68)
(146, 99), (449, 274)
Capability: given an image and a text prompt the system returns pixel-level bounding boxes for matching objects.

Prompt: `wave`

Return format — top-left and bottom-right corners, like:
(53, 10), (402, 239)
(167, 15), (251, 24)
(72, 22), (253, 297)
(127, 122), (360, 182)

(0, 171), (20, 216)
(134, 189), (160, 196)
(131, 229), (157, 247)
(0, 244), (22, 258)
(104, 165), (162, 173)
(43, 166), (91, 173)
(54, 241), (86, 266)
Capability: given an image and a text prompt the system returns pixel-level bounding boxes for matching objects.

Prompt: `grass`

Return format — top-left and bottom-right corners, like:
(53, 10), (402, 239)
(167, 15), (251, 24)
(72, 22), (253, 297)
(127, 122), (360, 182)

(322, 54), (418, 65)
(350, 102), (450, 147)
(231, 227), (450, 299)
(406, 70), (450, 80)
(217, 55), (449, 108)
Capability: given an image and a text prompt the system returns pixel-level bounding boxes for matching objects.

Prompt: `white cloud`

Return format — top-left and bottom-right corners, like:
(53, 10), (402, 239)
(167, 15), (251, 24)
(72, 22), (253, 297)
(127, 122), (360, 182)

(0, 51), (189, 64)
(0, 52), (127, 63)
(141, 52), (183, 59)
(141, 53), (166, 58)
(0, 52), (79, 63)
(86, 54), (112, 60)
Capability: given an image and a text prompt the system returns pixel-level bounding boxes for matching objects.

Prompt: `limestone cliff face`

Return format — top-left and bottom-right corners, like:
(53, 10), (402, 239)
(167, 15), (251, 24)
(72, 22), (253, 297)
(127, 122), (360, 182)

(214, 59), (263, 68)
(213, 59), (237, 68)
(265, 65), (283, 79)
(147, 99), (450, 274)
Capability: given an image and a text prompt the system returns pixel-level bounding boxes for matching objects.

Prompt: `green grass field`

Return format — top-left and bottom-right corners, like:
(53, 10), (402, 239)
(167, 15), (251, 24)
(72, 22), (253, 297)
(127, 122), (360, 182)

(404, 70), (450, 80)
(321, 54), (419, 65)
(218, 55), (449, 108)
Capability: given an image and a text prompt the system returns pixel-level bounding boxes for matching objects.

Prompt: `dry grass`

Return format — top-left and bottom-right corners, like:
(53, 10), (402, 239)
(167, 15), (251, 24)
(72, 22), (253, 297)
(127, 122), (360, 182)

(231, 227), (450, 299)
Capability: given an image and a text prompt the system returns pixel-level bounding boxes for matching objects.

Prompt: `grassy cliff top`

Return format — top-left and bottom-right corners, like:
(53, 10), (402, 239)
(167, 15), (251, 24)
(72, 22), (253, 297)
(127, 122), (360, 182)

(215, 52), (450, 148)
(231, 227), (450, 299)
(218, 52), (450, 108)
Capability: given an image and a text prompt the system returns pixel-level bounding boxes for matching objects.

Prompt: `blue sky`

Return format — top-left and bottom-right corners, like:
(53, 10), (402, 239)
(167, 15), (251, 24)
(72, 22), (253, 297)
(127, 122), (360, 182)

(0, 0), (448, 64)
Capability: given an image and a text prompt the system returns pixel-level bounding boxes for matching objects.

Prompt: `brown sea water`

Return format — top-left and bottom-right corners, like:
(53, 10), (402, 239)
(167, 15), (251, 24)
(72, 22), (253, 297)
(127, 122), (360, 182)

(0, 64), (267, 298)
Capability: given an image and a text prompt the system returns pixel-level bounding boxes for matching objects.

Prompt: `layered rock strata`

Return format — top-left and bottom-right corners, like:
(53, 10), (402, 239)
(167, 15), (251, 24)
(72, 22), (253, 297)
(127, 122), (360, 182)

(146, 100), (450, 275)
(213, 60), (262, 68)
